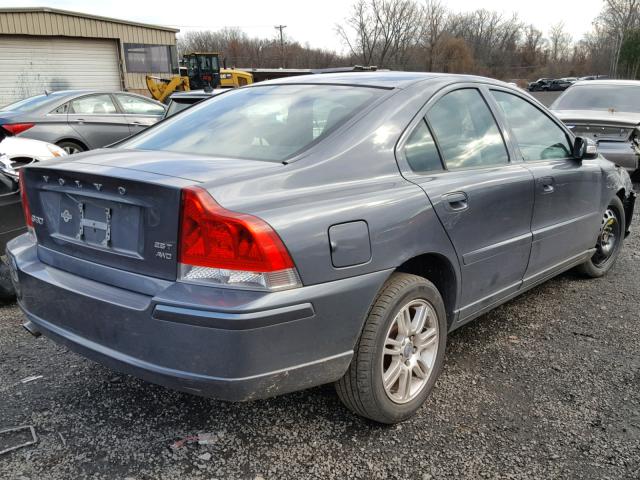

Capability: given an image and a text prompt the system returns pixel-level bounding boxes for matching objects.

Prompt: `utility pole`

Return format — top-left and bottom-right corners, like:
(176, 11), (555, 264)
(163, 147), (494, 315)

(274, 24), (287, 68)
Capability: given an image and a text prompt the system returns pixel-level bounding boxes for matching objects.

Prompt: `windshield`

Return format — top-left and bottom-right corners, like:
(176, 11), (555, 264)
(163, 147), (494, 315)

(165, 98), (203, 117)
(121, 84), (383, 162)
(1, 93), (62, 112)
(552, 84), (640, 113)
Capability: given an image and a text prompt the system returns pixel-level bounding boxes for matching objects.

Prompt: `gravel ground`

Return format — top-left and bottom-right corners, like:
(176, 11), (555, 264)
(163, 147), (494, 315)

(1, 187), (639, 480)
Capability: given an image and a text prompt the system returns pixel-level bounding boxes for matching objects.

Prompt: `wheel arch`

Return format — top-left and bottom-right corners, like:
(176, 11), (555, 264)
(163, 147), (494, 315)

(395, 252), (459, 327)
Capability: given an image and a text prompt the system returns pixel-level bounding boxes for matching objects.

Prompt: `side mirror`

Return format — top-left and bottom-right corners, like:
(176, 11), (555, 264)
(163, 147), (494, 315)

(573, 136), (598, 160)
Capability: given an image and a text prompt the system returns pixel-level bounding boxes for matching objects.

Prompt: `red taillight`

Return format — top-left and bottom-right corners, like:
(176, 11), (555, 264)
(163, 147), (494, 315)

(4, 123), (35, 135)
(179, 186), (294, 273)
(18, 169), (33, 230)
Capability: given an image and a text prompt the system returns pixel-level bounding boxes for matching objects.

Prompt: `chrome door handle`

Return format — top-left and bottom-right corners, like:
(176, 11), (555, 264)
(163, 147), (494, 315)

(539, 176), (555, 194)
(442, 191), (469, 211)
(129, 121), (142, 125)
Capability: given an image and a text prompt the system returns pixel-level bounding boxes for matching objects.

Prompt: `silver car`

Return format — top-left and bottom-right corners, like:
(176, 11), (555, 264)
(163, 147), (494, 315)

(552, 80), (640, 174)
(0, 90), (166, 154)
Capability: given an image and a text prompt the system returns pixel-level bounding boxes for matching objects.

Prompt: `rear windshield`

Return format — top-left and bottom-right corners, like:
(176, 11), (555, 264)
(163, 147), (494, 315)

(1, 92), (64, 112)
(121, 84), (382, 162)
(165, 98), (203, 117)
(552, 84), (640, 113)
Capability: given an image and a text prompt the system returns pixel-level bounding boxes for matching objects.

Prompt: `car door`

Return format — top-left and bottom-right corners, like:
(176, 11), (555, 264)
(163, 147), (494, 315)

(113, 93), (166, 135)
(67, 94), (130, 148)
(489, 88), (602, 285)
(397, 86), (535, 322)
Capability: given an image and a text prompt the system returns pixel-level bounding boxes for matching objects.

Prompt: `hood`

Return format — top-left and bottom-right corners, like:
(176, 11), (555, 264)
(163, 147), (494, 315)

(53, 148), (284, 184)
(553, 109), (640, 127)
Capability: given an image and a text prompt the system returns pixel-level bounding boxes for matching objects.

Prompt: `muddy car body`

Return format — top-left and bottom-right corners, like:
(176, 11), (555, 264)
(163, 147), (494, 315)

(7, 73), (636, 423)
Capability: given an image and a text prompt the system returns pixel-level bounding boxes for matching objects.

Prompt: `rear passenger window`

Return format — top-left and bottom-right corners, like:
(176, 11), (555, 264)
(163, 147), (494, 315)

(491, 90), (572, 161)
(426, 89), (508, 169)
(403, 120), (443, 173)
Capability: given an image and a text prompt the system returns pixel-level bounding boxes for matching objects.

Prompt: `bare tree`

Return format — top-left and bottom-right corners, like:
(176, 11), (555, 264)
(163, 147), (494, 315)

(336, 0), (381, 65)
(421, 0), (448, 71)
(549, 22), (572, 64)
(596, 0), (640, 76)
(337, 0), (424, 68)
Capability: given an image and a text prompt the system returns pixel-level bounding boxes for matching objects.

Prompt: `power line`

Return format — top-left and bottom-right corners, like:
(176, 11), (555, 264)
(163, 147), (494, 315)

(275, 24), (287, 67)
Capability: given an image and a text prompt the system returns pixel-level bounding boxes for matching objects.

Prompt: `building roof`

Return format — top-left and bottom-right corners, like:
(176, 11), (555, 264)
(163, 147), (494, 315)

(0, 7), (179, 33)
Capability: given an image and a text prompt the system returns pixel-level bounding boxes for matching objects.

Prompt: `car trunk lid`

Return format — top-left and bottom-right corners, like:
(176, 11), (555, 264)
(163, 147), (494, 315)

(22, 162), (191, 282)
(554, 109), (640, 142)
(21, 151), (284, 282)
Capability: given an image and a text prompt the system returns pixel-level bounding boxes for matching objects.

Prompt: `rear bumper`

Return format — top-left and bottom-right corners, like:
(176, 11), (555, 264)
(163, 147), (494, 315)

(7, 234), (390, 401)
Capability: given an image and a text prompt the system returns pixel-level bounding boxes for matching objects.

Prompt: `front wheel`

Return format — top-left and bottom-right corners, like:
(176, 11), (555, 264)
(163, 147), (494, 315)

(335, 273), (447, 424)
(577, 196), (625, 278)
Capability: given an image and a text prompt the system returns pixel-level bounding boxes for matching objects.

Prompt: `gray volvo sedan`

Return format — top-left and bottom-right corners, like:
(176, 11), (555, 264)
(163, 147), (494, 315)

(7, 73), (636, 423)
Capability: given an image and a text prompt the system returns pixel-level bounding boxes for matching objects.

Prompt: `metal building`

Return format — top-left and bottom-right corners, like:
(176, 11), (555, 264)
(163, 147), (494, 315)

(0, 7), (179, 105)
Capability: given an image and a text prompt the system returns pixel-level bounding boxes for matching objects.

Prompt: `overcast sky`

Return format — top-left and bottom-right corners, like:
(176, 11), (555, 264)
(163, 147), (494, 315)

(7, 0), (604, 52)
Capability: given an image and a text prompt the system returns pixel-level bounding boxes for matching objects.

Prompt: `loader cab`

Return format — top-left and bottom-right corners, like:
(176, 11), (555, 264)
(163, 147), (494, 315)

(184, 52), (221, 90)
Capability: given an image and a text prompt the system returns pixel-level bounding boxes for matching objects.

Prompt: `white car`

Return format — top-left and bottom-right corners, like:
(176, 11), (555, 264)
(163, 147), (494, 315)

(0, 134), (66, 169)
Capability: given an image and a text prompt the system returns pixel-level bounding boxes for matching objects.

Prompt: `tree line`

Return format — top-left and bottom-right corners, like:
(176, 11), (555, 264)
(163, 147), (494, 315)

(177, 0), (640, 80)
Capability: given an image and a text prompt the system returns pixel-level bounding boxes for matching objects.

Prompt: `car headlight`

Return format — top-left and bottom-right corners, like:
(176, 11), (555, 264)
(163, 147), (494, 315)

(46, 144), (67, 157)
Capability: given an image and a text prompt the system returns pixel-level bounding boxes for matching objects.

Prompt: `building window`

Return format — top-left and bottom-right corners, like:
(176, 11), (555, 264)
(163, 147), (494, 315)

(124, 44), (177, 73)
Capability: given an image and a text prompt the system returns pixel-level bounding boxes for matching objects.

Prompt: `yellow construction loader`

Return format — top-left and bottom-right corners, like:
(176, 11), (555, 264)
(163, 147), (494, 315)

(146, 52), (253, 102)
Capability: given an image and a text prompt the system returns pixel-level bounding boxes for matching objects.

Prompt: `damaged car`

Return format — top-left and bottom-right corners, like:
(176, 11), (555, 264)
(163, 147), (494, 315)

(551, 80), (640, 175)
(7, 73), (636, 423)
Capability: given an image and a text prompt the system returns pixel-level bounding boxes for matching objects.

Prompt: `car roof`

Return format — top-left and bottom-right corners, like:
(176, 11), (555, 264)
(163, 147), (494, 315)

(255, 71), (512, 89)
(572, 79), (640, 87)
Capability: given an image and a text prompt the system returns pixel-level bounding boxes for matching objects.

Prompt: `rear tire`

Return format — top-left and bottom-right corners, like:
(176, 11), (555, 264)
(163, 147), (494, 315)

(335, 273), (447, 424)
(577, 196), (625, 278)
(56, 140), (85, 155)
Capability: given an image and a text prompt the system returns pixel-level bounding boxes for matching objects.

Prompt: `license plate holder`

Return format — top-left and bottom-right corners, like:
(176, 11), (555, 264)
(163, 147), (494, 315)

(76, 202), (112, 247)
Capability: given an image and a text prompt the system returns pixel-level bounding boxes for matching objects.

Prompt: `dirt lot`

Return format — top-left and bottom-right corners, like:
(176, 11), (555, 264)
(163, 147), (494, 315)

(1, 185), (639, 480)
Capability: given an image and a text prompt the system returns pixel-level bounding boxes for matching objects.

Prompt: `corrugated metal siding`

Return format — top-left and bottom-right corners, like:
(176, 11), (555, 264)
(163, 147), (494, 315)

(0, 11), (176, 45)
(0, 11), (178, 95)
(0, 35), (122, 105)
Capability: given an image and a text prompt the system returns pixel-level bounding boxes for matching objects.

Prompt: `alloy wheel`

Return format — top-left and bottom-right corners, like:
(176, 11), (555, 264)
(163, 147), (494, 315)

(63, 145), (81, 155)
(381, 299), (439, 404)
